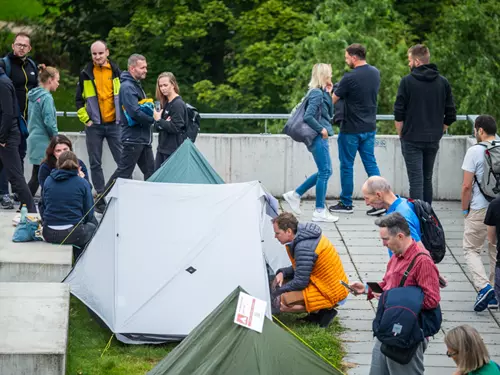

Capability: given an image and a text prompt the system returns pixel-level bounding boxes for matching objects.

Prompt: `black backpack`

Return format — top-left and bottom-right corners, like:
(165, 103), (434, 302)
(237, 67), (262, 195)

(185, 103), (200, 142)
(408, 199), (446, 263)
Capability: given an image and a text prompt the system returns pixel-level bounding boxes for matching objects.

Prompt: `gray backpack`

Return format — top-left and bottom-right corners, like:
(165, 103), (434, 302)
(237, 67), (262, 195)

(282, 89), (321, 148)
(476, 140), (500, 202)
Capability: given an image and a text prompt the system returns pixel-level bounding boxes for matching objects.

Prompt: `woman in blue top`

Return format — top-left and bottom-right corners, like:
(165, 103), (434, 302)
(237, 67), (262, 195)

(27, 66), (60, 196)
(38, 135), (91, 218)
(445, 325), (500, 375)
(282, 63), (338, 223)
(42, 150), (96, 261)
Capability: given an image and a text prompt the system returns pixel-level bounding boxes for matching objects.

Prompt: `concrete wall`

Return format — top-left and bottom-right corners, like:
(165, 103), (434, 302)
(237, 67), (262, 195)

(25, 133), (471, 200)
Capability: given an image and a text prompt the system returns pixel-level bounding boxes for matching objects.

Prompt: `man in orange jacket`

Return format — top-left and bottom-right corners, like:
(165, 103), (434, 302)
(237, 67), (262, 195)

(271, 212), (349, 328)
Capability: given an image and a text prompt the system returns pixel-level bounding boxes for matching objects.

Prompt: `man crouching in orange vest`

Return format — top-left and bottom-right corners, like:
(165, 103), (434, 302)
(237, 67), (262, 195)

(271, 212), (349, 328)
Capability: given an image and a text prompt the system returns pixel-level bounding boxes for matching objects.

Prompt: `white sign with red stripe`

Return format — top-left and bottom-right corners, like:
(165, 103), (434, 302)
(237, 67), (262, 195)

(234, 291), (267, 333)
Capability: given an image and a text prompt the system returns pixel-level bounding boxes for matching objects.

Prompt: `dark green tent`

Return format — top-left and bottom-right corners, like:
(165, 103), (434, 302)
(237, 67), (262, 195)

(147, 287), (344, 375)
(147, 139), (224, 184)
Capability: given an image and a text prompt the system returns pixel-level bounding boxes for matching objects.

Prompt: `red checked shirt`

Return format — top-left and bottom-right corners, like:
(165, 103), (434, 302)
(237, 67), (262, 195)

(369, 241), (441, 310)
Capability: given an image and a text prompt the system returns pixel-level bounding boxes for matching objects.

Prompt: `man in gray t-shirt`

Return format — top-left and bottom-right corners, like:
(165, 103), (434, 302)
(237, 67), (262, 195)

(461, 115), (498, 312)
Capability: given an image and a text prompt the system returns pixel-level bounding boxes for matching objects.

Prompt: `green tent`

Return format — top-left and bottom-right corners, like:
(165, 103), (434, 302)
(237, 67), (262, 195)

(147, 287), (344, 375)
(147, 139), (224, 184)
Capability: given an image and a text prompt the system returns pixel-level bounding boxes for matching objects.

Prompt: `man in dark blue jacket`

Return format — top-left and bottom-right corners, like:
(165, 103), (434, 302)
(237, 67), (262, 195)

(0, 67), (36, 212)
(99, 54), (154, 210)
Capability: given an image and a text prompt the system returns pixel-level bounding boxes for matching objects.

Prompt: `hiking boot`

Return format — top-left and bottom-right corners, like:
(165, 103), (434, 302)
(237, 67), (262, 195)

(312, 209), (339, 223)
(474, 285), (495, 312)
(328, 202), (353, 214)
(317, 308), (338, 328)
(0, 194), (14, 209)
(367, 207), (386, 216)
(488, 296), (499, 310)
(282, 191), (302, 215)
(94, 196), (107, 214)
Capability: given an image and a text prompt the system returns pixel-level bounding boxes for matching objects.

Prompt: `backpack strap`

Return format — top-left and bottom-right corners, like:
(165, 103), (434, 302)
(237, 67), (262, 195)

(474, 142), (495, 202)
(26, 57), (37, 74)
(2, 56), (11, 77)
(399, 252), (431, 287)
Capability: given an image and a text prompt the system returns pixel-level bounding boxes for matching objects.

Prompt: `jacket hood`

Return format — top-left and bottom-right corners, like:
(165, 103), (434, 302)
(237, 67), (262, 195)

(28, 87), (50, 102)
(410, 64), (439, 82)
(50, 169), (78, 181)
(120, 71), (139, 84)
(294, 222), (322, 243)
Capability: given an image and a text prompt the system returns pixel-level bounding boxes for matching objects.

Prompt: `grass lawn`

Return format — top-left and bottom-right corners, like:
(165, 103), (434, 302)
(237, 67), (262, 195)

(67, 296), (346, 374)
(0, 0), (44, 21)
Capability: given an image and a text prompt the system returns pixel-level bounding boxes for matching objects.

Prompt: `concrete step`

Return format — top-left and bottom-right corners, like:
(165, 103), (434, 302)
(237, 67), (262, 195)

(0, 283), (69, 375)
(0, 213), (72, 282)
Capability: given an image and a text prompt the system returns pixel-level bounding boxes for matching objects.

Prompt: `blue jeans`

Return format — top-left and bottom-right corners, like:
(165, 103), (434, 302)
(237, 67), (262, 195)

(295, 136), (332, 209)
(338, 131), (380, 206)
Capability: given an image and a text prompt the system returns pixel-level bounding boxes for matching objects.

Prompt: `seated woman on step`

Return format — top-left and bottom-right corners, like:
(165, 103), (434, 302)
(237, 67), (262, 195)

(41, 150), (96, 261)
(38, 135), (91, 218)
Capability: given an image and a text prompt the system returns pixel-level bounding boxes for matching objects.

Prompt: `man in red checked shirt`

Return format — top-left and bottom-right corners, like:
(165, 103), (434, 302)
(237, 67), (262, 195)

(350, 212), (441, 374)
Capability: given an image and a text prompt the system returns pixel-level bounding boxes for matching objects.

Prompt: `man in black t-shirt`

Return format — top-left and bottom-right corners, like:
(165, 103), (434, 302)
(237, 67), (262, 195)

(484, 197), (500, 304)
(329, 43), (382, 216)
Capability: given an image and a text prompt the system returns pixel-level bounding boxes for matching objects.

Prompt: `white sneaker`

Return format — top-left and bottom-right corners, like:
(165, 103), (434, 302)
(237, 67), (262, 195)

(312, 209), (339, 223)
(282, 191), (302, 215)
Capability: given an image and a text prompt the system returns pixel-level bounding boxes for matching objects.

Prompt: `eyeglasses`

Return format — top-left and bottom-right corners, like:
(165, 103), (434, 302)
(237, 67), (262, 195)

(446, 351), (458, 357)
(14, 43), (30, 49)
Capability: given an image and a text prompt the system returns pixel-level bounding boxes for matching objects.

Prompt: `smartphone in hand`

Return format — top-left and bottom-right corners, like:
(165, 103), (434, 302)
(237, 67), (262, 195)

(340, 280), (358, 295)
(367, 282), (384, 294)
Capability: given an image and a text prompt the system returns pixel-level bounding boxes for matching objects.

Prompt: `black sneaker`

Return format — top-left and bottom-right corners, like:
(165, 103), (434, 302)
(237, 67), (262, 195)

(329, 202), (353, 214)
(317, 308), (338, 328)
(94, 196), (107, 214)
(0, 194), (14, 209)
(367, 207), (386, 216)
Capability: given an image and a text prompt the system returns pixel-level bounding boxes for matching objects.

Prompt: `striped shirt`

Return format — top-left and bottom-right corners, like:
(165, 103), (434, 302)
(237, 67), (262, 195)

(371, 241), (441, 310)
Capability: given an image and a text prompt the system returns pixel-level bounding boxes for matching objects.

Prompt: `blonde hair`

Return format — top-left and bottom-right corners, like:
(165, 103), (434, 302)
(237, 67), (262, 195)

(444, 325), (490, 373)
(155, 72), (180, 107)
(39, 66), (59, 84)
(56, 151), (79, 171)
(308, 63), (332, 90)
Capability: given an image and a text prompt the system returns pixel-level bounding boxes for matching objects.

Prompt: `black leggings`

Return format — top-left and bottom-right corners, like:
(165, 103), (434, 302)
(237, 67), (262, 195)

(28, 164), (40, 196)
(43, 222), (97, 260)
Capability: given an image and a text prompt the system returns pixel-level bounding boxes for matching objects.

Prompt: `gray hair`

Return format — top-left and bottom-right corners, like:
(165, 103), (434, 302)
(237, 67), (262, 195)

(365, 176), (392, 194)
(375, 212), (410, 237)
(128, 54), (146, 67)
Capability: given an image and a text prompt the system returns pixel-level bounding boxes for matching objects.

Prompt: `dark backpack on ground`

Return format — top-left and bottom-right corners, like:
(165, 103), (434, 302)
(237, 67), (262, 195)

(408, 199), (446, 263)
(185, 103), (200, 142)
(475, 141), (500, 202)
(373, 252), (442, 365)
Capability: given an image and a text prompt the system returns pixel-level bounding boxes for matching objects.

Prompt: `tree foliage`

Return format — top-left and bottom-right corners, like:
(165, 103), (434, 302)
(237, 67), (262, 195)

(30, 0), (499, 134)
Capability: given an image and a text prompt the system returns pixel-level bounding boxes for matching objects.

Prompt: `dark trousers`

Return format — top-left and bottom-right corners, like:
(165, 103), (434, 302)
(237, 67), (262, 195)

(43, 222), (96, 260)
(103, 143), (154, 197)
(401, 139), (440, 204)
(155, 151), (172, 171)
(85, 123), (122, 194)
(0, 133), (27, 195)
(28, 164), (40, 196)
(0, 130), (36, 212)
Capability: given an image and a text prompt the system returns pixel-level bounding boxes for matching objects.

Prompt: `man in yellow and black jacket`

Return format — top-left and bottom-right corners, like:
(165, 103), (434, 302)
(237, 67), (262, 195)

(271, 212), (349, 328)
(75, 40), (122, 212)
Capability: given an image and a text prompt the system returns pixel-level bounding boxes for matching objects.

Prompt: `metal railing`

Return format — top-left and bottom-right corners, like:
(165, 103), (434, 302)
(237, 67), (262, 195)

(57, 111), (477, 134)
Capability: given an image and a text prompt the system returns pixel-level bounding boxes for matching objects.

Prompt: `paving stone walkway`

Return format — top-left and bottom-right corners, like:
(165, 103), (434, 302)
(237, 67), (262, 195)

(293, 200), (500, 375)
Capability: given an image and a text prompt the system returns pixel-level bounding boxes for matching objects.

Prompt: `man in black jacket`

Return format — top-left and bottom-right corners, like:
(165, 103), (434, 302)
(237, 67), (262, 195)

(75, 40), (123, 212)
(394, 44), (456, 204)
(100, 54), (154, 207)
(0, 67), (36, 212)
(0, 32), (39, 209)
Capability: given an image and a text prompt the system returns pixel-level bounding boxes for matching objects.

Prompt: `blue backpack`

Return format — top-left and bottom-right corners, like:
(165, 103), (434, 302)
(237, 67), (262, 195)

(373, 252), (442, 364)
